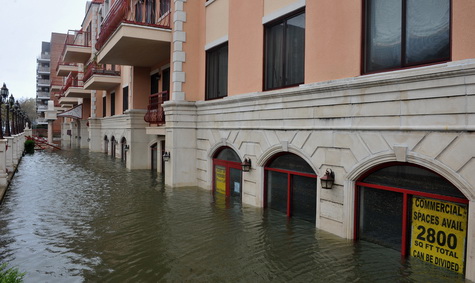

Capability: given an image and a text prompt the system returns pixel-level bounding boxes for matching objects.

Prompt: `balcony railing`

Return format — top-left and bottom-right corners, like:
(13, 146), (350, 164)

(56, 62), (78, 73)
(144, 91), (168, 125)
(83, 61), (121, 82)
(37, 79), (50, 86)
(62, 72), (83, 93)
(96, 0), (171, 51)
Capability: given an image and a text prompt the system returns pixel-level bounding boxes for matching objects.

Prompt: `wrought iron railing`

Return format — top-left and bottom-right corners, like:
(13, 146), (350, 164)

(96, 0), (171, 51)
(83, 61), (121, 82)
(144, 91), (168, 125)
(62, 72), (83, 93)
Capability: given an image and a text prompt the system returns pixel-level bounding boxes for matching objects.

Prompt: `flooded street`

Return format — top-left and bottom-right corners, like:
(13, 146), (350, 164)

(0, 149), (466, 282)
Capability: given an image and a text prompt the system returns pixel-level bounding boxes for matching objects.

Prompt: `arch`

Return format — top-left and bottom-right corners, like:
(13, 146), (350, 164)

(110, 136), (116, 159)
(208, 140), (245, 161)
(103, 135), (109, 154)
(120, 137), (127, 162)
(257, 143), (320, 176)
(265, 151), (317, 223)
(212, 146), (243, 201)
(346, 150), (475, 201)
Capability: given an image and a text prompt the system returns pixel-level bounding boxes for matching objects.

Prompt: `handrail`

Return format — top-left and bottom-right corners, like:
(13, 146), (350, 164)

(96, 0), (171, 51)
(144, 90), (169, 125)
(83, 61), (121, 82)
(96, 0), (130, 50)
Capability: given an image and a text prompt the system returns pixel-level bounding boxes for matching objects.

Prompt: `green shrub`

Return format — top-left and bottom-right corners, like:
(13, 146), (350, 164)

(0, 263), (25, 283)
(24, 139), (35, 154)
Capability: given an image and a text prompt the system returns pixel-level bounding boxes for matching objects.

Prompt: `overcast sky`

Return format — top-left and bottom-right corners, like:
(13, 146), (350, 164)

(0, 0), (89, 99)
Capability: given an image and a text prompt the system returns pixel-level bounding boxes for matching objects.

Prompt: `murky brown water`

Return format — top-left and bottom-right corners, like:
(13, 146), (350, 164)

(0, 149), (467, 282)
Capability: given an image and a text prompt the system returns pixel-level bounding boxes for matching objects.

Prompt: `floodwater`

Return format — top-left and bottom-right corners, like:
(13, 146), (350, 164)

(0, 149), (467, 282)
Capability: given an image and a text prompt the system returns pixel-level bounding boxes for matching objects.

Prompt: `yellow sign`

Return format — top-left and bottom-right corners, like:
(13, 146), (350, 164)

(411, 197), (467, 274)
(215, 166), (226, 195)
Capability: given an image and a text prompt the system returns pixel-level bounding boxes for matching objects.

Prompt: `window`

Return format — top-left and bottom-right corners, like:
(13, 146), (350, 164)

(364, 0), (450, 73)
(110, 92), (115, 116)
(159, 0), (170, 17)
(206, 43), (228, 100)
(122, 86), (129, 113)
(102, 96), (106, 117)
(264, 11), (305, 90)
(265, 153), (317, 223)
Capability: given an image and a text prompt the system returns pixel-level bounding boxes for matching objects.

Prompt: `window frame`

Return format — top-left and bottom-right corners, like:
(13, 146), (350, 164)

(263, 9), (306, 91)
(205, 42), (229, 101)
(362, 0), (452, 74)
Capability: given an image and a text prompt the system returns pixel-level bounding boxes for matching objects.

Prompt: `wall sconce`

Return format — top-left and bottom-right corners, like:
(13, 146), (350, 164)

(320, 169), (335, 189)
(124, 145), (130, 151)
(241, 158), (252, 172)
(163, 151), (170, 162)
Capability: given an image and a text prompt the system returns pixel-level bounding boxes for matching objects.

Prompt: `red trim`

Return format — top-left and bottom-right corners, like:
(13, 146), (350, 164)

(356, 181), (469, 204)
(265, 167), (316, 179)
(401, 193), (408, 257)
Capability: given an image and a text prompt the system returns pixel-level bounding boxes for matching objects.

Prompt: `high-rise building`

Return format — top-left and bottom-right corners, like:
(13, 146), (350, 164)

(35, 41), (51, 129)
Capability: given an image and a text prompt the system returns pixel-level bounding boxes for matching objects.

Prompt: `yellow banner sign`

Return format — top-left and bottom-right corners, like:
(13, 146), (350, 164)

(411, 197), (467, 274)
(215, 166), (226, 195)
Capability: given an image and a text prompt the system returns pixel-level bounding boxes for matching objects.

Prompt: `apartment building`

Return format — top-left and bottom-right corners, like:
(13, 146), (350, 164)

(56, 0), (475, 279)
(36, 42), (51, 130)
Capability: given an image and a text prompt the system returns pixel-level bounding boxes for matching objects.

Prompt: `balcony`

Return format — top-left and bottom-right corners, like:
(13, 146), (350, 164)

(56, 62), (78, 77)
(83, 61), (121, 90)
(144, 91), (168, 126)
(62, 30), (92, 64)
(36, 91), (50, 100)
(50, 78), (63, 92)
(59, 96), (80, 107)
(37, 54), (50, 63)
(96, 0), (171, 67)
(37, 66), (50, 74)
(63, 73), (91, 99)
(37, 79), (50, 87)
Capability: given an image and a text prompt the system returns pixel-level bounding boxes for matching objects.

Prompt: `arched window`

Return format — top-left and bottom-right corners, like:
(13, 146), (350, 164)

(104, 136), (109, 154)
(265, 153), (317, 223)
(120, 137), (127, 162)
(356, 163), (468, 273)
(213, 147), (242, 200)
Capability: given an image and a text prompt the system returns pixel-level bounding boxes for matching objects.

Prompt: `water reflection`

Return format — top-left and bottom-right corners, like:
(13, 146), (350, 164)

(0, 149), (466, 282)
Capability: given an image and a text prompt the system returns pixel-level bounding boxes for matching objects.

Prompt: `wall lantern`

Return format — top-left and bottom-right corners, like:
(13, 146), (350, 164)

(163, 151), (170, 162)
(124, 145), (130, 151)
(320, 169), (335, 189)
(241, 158), (252, 172)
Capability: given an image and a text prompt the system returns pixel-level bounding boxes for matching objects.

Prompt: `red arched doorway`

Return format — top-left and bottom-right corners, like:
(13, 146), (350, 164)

(264, 153), (317, 223)
(213, 147), (242, 201)
(355, 163), (468, 274)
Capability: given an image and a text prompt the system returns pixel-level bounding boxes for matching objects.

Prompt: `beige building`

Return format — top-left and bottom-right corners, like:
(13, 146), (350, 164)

(54, 0), (475, 279)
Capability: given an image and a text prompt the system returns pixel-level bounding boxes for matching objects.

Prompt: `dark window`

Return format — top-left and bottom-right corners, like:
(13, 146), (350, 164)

(159, 0), (170, 17)
(145, 0), (156, 24)
(206, 43), (228, 100)
(364, 0), (450, 73)
(110, 92), (115, 116)
(264, 11), (305, 90)
(265, 153), (316, 223)
(151, 73), (159, 94)
(102, 96), (106, 117)
(162, 68), (170, 94)
(122, 86), (129, 113)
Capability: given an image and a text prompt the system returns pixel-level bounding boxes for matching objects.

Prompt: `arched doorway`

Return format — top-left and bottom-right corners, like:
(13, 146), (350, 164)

(264, 153), (317, 223)
(104, 136), (109, 154)
(355, 163), (468, 274)
(151, 143), (157, 171)
(111, 136), (116, 159)
(213, 147), (242, 200)
(120, 137), (127, 163)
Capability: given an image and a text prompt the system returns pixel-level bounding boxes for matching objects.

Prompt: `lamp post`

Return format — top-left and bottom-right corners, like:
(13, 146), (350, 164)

(9, 95), (15, 136)
(0, 83), (8, 139)
(14, 101), (20, 134)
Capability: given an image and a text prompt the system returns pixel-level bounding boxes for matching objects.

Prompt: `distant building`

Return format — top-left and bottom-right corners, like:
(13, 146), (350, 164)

(35, 41), (50, 128)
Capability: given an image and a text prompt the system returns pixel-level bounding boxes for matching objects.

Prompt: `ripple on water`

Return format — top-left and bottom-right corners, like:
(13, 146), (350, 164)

(0, 149), (467, 282)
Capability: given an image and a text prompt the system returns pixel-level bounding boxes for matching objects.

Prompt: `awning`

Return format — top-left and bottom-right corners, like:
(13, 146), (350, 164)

(58, 104), (82, 119)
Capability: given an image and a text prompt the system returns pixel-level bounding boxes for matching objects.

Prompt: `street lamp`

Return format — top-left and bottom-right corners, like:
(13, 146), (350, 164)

(9, 95), (15, 135)
(14, 101), (20, 134)
(0, 83), (8, 139)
